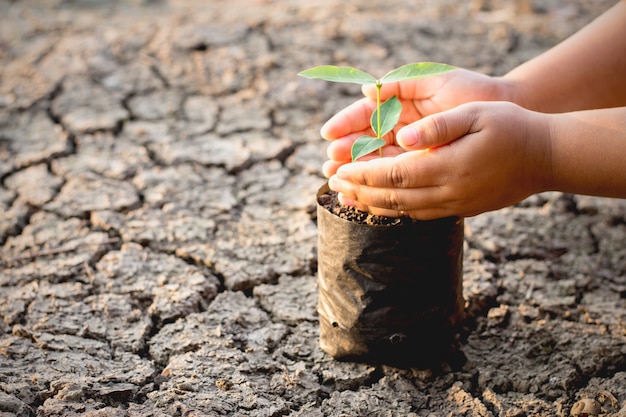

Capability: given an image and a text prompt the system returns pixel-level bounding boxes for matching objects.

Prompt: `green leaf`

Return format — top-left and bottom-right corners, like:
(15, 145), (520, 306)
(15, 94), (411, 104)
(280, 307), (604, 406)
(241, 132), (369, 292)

(371, 96), (402, 138)
(351, 136), (386, 161)
(380, 62), (455, 84)
(298, 66), (377, 85)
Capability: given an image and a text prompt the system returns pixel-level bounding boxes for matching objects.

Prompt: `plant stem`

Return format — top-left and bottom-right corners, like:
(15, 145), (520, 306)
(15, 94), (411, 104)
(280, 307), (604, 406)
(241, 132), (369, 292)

(376, 82), (383, 157)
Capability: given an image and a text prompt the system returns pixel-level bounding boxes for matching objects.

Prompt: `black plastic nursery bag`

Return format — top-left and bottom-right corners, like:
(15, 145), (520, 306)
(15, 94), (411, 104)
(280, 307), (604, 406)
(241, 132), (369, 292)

(316, 183), (464, 368)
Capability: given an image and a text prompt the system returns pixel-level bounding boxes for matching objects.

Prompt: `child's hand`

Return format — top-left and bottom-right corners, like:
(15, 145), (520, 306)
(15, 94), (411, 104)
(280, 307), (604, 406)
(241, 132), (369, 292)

(321, 68), (516, 177)
(328, 102), (551, 219)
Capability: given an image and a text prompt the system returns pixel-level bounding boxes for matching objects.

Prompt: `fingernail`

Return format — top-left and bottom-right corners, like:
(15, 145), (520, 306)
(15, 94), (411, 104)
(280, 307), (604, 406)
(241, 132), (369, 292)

(337, 169), (350, 181)
(398, 127), (418, 148)
(320, 122), (331, 140)
(338, 193), (355, 207)
(328, 175), (341, 191)
(336, 168), (350, 181)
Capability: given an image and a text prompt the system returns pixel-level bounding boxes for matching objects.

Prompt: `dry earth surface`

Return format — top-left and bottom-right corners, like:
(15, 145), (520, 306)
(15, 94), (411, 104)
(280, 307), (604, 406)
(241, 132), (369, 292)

(1, 0), (625, 416)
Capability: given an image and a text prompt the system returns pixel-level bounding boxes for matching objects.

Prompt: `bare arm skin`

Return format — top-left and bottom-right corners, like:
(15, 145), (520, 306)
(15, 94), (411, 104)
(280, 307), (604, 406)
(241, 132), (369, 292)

(503, 1), (626, 113)
(546, 106), (626, 197)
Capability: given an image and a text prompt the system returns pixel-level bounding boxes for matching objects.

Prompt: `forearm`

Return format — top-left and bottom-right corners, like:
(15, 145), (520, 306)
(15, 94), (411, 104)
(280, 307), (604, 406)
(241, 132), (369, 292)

(544, 106), (626, 197)
(503, 1), (626, 113)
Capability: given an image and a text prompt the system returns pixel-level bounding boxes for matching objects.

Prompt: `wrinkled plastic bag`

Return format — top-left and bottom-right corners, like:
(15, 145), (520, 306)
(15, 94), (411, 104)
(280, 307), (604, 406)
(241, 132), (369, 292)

(316, 183), (464, 368)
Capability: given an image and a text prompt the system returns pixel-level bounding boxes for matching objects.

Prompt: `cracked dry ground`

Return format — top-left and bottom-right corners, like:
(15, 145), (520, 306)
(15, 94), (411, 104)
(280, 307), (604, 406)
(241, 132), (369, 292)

(1, 1), (625, 416)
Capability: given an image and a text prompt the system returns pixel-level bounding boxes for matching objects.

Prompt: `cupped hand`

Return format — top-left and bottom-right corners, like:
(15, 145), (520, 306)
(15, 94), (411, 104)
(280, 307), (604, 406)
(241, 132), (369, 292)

(321, 68), (517, 178)
(327, 101), (551, 220)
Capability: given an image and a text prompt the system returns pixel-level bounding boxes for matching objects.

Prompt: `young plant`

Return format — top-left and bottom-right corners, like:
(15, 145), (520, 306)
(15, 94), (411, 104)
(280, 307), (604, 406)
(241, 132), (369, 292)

(298, 62), (455, 161)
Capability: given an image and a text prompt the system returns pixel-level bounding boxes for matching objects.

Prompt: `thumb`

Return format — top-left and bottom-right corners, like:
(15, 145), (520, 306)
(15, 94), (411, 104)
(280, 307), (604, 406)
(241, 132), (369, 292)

(396, 104), (479, 150)
(361, 84), (377, 99)
(361, 82), (400, 101)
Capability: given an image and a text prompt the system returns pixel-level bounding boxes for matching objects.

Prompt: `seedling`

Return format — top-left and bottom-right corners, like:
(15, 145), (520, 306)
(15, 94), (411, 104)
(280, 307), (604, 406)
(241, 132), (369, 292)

(298, 62), (455, 161)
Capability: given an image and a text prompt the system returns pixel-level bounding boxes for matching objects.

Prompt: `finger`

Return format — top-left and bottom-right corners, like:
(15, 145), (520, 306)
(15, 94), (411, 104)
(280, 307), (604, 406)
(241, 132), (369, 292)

(335, 150), (442, 189)
(361, 84), (378, 100)
(322, 159), (344, 178)
(334, 185), (455, 220)
(369, 204), (453, 221)
(330, 172), (445, 211)
(337, 191), (403, 218)
(326, 130), (411, 164)
(339, 194), (402, 218)
(362, 70), (456, 102)
(326, 135), (361, 161)
(324, 143), (408, 177)
(320, 98), (376, 140)
(396, 103), (479, 150)
(361, 82), (406, 101)
(348, 144), (408, 162)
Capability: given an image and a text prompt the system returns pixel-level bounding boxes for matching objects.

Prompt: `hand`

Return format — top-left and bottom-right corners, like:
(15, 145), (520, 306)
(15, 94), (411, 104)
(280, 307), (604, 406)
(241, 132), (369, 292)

(321, 68), (517, 177)
(327, 102), (551, 220)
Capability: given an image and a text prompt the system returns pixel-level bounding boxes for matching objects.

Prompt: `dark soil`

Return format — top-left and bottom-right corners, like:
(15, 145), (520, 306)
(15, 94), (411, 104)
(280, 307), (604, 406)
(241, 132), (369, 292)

(318, 189), (409, 226)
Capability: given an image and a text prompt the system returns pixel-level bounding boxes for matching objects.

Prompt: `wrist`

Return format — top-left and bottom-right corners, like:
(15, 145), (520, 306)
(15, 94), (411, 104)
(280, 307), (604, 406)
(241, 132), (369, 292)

(536, 107), (626, 198)
(525, 111), (556, 194)
(495, 75), (531, 108)
(533, 112), (559, 193)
